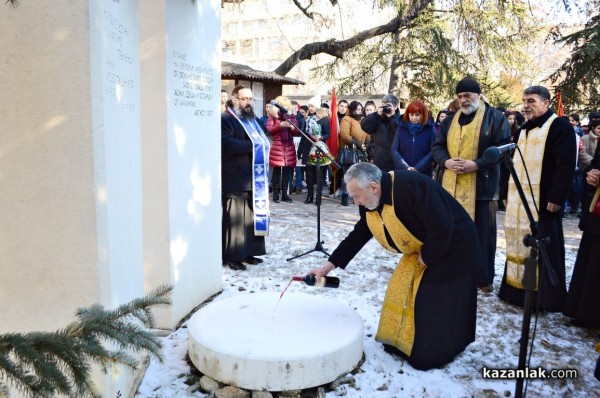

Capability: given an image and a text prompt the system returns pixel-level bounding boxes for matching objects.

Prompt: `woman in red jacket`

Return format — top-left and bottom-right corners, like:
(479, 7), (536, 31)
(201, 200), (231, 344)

(267, 96), (298, 203)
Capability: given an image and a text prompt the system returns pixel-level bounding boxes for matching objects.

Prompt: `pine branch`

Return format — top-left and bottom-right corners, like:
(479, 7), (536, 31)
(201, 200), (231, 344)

(0, 285), (173, 398)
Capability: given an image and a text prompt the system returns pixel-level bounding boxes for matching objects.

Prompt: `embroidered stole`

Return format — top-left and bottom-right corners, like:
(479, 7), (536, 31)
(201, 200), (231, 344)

(504, 114), (556, 289)
(227, 107), (271, 236)
(441, 104), (485, 220)
(590, 187), (600, 213)
(366, 172), (425, 357)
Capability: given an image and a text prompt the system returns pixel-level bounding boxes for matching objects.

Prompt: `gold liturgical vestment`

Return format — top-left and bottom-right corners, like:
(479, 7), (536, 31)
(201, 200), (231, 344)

(590, 187), (600, 213)
(504, 114), (556, 289)
(441, 104), (485, 220)
(366, 172), (425, 357)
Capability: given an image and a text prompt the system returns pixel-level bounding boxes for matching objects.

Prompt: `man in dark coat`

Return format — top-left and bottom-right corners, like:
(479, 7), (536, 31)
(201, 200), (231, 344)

(563, 142), (600, 327)
(309, 162), (481, 370)
(360, 94), (400, 172)
(432, 77), (510, 292)
(498, 85), (576, 312)
(221, 87), (271, 271)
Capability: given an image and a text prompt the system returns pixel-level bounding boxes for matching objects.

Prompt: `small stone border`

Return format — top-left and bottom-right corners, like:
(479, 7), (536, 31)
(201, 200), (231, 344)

(184, 353), (365, 398)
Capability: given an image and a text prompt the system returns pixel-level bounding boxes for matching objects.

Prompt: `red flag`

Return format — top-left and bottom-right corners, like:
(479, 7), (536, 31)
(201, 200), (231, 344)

(557, 90), (565, 116)
(327, 87), (339, 157)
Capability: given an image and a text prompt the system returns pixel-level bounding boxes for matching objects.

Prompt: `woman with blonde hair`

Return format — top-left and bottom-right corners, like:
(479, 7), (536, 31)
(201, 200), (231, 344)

(266, 95), (298, 203)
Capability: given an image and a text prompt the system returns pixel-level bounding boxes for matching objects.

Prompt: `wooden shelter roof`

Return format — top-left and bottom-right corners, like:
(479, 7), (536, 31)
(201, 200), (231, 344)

(222, 61), (304, 85)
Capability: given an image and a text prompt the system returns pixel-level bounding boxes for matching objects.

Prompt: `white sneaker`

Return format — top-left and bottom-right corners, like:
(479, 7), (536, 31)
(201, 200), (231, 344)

(301, 181), (307, 188)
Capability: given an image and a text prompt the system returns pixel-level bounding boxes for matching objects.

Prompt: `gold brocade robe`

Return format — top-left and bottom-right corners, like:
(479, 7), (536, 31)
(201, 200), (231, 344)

(441, 104), (485, 220)
(366, 172), (425, 357)
(504, 114), (556, 289)
(590, 187), (600, 213)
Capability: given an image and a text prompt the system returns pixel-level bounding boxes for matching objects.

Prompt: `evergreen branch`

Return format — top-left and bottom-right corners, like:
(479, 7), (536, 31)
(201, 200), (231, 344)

(0, 333), (71, 397)
(32, 335), (93, 397)
(0, 350), (42, 397)
(0, 285), (173, 398)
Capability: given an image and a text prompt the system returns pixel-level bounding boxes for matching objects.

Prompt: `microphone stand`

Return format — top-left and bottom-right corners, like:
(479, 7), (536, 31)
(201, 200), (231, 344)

(502, 153), (558, 398)
(277, 111), (340, 262)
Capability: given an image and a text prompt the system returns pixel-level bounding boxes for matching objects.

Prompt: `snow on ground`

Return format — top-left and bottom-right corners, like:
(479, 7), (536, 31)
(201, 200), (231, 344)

(135, 194), (600, 398)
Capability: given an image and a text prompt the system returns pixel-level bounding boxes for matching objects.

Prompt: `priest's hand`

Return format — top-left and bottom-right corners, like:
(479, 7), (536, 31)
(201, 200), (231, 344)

(547, 202), (561, 212)
(444, 158), (478, 174)
(587, 169), (600, 187)
(309, 261), (335, 280)
(461, 159), (479, 173)
(444, 158), (463, 173)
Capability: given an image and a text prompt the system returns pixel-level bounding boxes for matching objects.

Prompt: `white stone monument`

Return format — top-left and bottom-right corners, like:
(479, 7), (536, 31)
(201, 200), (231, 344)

(140, 0), (222, 330)
(0, 0), (221, 396)
(188, 292), (364, 391)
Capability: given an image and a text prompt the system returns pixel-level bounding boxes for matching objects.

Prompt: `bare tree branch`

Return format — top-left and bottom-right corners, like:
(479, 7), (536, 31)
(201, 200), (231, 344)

(221, 0), (243, 7)
(273, 0), (433, 76)
(291, 0), (316, 19)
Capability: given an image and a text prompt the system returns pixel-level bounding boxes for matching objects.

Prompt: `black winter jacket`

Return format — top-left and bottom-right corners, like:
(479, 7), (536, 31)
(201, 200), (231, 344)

(360, 111), (400, 172)
(432, 103), (510, 200)
(221, 111), (269, 192)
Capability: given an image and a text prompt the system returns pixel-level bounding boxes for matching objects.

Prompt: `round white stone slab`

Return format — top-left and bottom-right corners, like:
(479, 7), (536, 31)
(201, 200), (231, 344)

(188, 292), (364, 391)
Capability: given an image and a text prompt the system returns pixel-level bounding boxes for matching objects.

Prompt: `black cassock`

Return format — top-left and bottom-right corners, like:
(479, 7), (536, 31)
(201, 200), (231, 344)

(221, 112), (267, 263)
(563, 142), (600, 328)
(329, 171), (481, 370)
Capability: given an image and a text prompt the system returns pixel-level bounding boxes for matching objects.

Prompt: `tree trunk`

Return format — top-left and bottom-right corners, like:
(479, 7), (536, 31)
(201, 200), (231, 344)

(387, 30), (402, 94)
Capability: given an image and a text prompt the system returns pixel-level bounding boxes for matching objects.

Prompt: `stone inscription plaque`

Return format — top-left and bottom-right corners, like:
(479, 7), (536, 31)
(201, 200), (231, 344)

(171, 50), (214, 118)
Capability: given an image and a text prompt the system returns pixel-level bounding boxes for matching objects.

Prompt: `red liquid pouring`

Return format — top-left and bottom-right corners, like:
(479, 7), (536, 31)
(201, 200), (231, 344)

(279, 276), (303, 301)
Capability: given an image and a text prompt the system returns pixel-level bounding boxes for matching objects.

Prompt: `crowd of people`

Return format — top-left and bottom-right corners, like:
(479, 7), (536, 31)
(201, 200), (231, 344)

(220, 79), (600, 374)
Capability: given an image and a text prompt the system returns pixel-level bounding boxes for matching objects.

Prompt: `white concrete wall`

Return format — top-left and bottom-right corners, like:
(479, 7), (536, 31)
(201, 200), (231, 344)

(2, 1), (142, 396)
(90, 0), (144, 310)
(0, 0), (99, 334)
(1, 0), (221, 394)
(141, 0), (222, 329)
(89, 1), (144, 396)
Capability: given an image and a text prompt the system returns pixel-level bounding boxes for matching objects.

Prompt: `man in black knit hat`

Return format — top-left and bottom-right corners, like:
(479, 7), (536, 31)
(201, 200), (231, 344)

(432, 77), (510, 293)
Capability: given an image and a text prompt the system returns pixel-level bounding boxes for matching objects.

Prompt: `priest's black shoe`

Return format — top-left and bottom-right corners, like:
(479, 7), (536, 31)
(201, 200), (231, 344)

(244, 256), (264, 265)
(226, 261), (247, 271)
(281, 193), (293, 203)
(341, 194), (349, 206)
(304, 196), (313, 204)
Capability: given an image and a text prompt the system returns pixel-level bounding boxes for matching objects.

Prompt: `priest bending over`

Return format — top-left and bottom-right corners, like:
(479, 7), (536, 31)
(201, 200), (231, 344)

(309, 162), (482, 370)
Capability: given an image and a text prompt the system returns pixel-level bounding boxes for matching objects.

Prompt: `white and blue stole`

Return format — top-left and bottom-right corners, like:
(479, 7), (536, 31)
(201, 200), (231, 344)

(227, 107), (271, 236)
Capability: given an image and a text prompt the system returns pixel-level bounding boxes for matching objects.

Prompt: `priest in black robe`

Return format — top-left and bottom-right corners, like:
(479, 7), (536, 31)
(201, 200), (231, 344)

(498, 86), (576, 312)
(221, 87), (271, 271)
(308, 162), (481, 370)
(563, 141), (600, 327)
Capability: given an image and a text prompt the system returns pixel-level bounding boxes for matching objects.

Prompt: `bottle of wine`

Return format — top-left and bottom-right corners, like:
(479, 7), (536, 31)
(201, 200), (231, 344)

(292, 274), (340, 288)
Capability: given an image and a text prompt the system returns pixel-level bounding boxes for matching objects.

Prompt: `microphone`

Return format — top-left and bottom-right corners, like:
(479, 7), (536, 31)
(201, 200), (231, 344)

(483, 143), (517, 164)
(270, 100), (288, 114)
